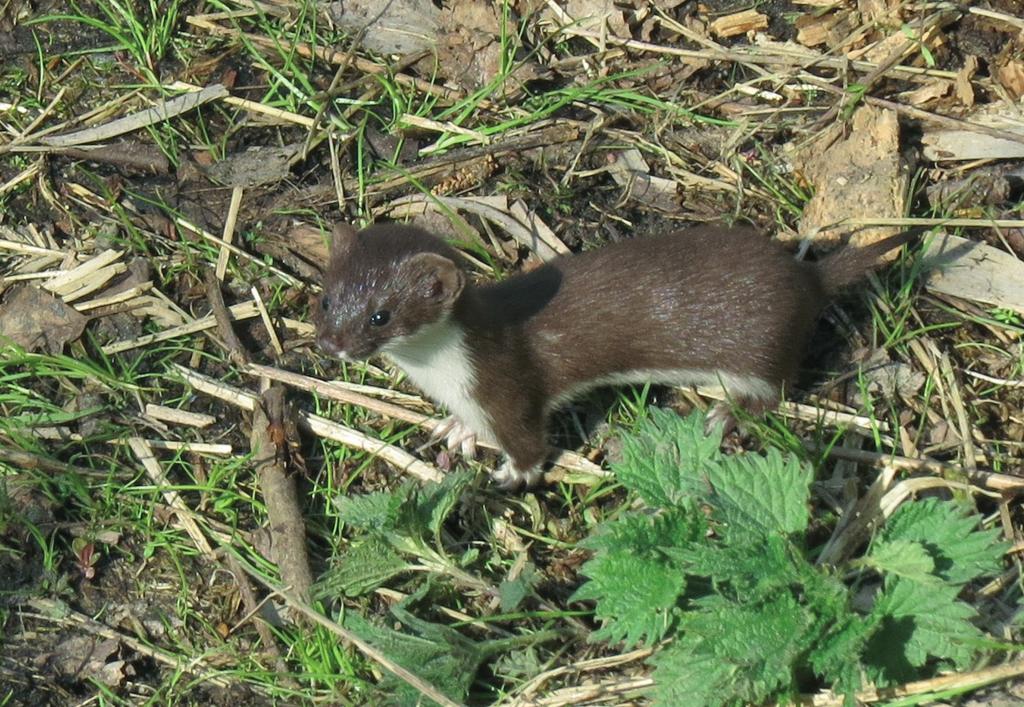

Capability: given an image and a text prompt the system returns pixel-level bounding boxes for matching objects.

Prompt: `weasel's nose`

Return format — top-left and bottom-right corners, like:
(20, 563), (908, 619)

(316, 332), (345, 358)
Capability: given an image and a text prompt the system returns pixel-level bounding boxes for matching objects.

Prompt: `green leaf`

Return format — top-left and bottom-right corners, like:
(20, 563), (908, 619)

(573, 549), (683, 647)
(340, 576), (565, 704)
(499, 563), (538, 613)
(314, 535), (409, 598)
(414, 471), (475, 538)
(670, 533), (803, 599)
(809, 612), (876, 702)
(583, 507), (705, 555)
(709, 448), (812, 536)
(573, 512), (695, 647)
(614, 408), (724, 508)
(341, 610), (479, 705)
(334, 472), (473, 542)
(654, 593), (812, 705)
(866, 578), (984, 684)
(585, 408), (1006, 704)
(651, 650), (735, 707)
(334, 484), (411, 532)
(879, 498), (1006, 585)
(863, 538), (937, 584)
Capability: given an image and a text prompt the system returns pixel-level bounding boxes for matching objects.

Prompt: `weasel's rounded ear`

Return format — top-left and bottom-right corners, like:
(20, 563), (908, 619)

(329, 223), (359, 258)
(401, 253), (464, 305)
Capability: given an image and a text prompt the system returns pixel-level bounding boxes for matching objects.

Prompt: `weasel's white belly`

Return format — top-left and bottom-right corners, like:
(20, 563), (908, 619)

(550, 368), (776, 410)
(383, 319), (496, 442)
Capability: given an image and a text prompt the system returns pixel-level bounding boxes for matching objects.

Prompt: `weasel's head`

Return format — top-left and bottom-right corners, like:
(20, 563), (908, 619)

(315, 223), (465, 361)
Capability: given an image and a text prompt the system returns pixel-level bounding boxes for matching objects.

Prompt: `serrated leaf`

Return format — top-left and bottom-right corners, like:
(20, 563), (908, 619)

(614, 408), (724, 507)
(573, 542), (686, 648)
(314, 536), (409, 598)
(809, 613), (875, 701)
(582, 508), (705, 555)
(651, 649), (735, 707)
(499, 563), (538, 613)
(414, 471), (474, 537)
(863, 539), (937, 584)
(341, 610), (478, 705)
(880, 498), (1006, 585)
(866, 577), (984, 684)
(709, 448), (812, 536)
(334, 484), (411, 532)
(669, 533), (805, 600)
(659, 593), (812, 704)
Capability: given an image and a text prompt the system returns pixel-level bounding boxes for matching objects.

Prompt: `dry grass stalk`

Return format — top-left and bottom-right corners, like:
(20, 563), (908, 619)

(175, 364), (444, 483)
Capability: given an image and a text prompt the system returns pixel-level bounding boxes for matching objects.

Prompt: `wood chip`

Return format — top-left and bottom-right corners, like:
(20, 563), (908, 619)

(797, 105), (908, 247)
(996, 57), (1024, 99)
(42, 249), (124, 298)
(251, 286), (283, 357)
(74, 282), (153, 312)
(38, 84), (229, 147)
(924, 233), (1024, 316)
(606, 148), (679, 212)
(795, 12), (840, 47)
(899, 79), (951, 106)
(921, 103), (1024, 160)
(954, 55), (979, 107)
(709, 9), (768, 38)
(795, 9), (857, 49)
(135, 440), (233, 455)
(215, 187), (243, 280)
(101, 300), (261, 354)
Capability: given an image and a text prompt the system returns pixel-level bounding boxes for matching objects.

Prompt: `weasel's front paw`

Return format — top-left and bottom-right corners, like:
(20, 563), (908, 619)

(491, 461), (543, 490)
(423, 416), (478, 457)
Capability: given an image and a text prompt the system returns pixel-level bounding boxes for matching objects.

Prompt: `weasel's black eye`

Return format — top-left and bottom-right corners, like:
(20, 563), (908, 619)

(369, 310), (390, 326)
(320, 295), (331, 311)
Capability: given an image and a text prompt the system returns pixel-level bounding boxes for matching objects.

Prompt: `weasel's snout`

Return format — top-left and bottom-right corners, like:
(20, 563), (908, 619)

(316, 332), (347, 359)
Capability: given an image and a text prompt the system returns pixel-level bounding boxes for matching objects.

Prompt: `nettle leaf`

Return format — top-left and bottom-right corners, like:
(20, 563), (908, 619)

(573, 512), (694, 648)
(672, 533), (804, 599)
(314, 535), (409, 598)
(709, 448), (812, 536)
(583, 507), (705, 555)
(335, 472), (473, 542)
(809, 612), (876, 702)
(499, 562), (539, 612)
(342, 609), (479, 704)
(344, 583), (559, 704)
(656, 592), (812, 705)
(650, 650), (735, 707)
(586, 409), (1005, 704)
(334, 484), (411, 532)
(866, 577), (984, 684)
(879, 498), (1006, 585)
(863, 538), (937, 584)
(572, 550), (683, 647)
(414, 471), (475, 538)
(614, 408), (724, 508)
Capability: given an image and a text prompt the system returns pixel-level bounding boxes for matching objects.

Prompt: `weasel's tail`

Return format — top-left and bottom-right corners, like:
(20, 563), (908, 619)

(816, 226), (926, 295)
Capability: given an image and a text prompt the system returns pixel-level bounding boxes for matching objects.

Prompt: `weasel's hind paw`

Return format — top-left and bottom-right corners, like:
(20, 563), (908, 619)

(706, 395), (774, 438)
(705, 402), (739, 436)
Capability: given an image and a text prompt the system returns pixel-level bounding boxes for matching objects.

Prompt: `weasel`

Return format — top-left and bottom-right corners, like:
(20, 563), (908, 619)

(315, 222), (918, 488)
